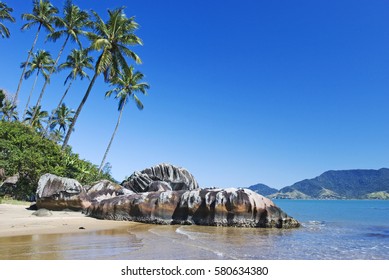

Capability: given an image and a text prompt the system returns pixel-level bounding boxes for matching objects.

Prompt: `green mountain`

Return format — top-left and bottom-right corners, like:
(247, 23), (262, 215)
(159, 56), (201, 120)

(268, 168), (389, 199)
(247, 183), (278, 196)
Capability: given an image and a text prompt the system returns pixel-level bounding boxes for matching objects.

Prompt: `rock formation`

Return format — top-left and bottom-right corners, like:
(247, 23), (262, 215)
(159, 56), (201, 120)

(35, 176), (134, 210)
(85, 188), (300, 228)
(35, 164), (300, 228)
(122, 163), (199, 192)
(0, 174), (19, 197)
(84, 179), (134, 207)
(36, 173), (87, 211)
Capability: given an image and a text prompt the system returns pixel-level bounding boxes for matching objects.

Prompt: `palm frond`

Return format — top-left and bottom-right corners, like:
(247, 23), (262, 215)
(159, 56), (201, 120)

(21, 20), (38, 31)
(46, 29), (63, 41)
(131, 94), (144, 110)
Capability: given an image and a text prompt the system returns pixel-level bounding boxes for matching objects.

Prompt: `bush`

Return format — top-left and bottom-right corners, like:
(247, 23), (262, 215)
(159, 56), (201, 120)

(0, 121), (115, 200)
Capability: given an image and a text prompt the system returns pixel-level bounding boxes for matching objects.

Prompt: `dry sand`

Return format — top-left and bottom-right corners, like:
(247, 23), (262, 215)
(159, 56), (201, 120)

(0, 204), (132, 238)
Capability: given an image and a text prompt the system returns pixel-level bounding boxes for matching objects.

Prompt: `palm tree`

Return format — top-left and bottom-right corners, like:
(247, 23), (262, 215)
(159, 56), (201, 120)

(24, 105), (48, 131)
(14, 0), (57, 109)
(32, 0), (89, 120)
(48, 128), (64, 144)
(44, 48), (93, 134)
(0, 1), (15, 38)
(98, 66), (149, 172)
(49, 103), (74, 134)
(62, 7), (143, 149)
(0, 99), (17, 121)
(20, 49), (54, 119)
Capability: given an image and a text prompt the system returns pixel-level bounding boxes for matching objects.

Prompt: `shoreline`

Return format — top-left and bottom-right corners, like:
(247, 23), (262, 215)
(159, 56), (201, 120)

(0, 204), (134, 238)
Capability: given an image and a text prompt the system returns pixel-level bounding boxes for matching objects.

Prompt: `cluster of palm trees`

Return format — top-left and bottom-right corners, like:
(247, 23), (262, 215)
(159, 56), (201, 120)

(0, 0), (149, 172)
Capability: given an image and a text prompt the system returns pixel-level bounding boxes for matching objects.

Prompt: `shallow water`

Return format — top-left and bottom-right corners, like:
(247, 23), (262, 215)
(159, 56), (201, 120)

(1, 200), (388, 260)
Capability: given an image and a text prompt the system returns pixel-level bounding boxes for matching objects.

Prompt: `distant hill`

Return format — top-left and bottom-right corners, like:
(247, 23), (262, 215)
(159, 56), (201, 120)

(248, 183), (278, 196)
(248, 168), (389, 199)
(269, 168), (389, 199)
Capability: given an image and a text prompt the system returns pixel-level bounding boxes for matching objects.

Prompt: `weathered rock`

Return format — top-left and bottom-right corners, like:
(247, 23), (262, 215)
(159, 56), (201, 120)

(84, 179), (134, 207)
(36, 174), (87, 211)
(32, 208), (52, 217)
(0, 174), (19, 197)
(122, 163), (199, 192)
(86, 188), (300, 228)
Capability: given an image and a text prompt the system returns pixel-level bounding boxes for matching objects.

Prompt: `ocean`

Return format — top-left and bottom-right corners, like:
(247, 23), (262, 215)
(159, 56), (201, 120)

(1, 200), (388, 260)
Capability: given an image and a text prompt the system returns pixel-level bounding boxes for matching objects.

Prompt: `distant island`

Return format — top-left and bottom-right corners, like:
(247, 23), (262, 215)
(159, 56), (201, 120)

(248, 168), (389, 199)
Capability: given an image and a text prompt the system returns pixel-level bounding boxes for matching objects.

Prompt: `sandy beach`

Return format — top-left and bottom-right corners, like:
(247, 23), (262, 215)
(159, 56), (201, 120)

(0, 204), (132, 238)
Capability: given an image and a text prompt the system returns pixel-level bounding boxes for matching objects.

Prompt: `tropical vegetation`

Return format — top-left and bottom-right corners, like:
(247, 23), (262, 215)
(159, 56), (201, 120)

(0, 1), (149, 200)
(0, 1), (15, 38)
(99, 66), (149, 172)
(61, 7), (143, 149)
(0, 121), (114, 200)
(21, 49), (54, 119)
(14, 0), (58, 109)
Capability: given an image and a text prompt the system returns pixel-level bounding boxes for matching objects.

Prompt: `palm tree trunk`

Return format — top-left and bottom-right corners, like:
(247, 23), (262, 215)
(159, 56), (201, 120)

(32, 36), (70, 121)
(62, 71), (99, 150)
(56, 79), (73, 110)
(32, 35), (70, 122)
(98, 95), (127, 173)
(13, 24), (42, 108)
(22, 70), (40, 120)
(43, 78), (73, 135)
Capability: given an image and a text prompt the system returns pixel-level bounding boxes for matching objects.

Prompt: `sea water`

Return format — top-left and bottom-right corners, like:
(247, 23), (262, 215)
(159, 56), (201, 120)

(0, 200), (388, 259)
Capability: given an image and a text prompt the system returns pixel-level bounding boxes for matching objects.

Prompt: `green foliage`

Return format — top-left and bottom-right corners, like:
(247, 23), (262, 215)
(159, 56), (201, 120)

(0, 98), (18, 121)
(0, 121), (114, 200)
(0, 89), (5, 106)
(1, 4), (146, 201)
(0, 1), (15, 38)
(0, 197), (30, 206)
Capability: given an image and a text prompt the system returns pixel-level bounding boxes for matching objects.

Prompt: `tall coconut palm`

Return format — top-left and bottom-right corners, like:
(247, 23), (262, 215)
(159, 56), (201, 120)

(14, 0), (58, 109)
(20, 49), (54, 119)
(23, 105), (48, 131)
(0, 99), (17, 121)
(0, 1), (15, 38)
(32, 0), (89, 121)
(49, 103), (74, 134)
(62, 7), (142, 150)
(98, 66), (149, 172)
(44, 48), (93, 134)
(48, 128), (64, 144)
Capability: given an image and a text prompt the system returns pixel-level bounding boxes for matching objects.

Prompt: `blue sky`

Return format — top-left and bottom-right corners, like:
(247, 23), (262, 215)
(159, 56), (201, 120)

(1, 0), (389, 189)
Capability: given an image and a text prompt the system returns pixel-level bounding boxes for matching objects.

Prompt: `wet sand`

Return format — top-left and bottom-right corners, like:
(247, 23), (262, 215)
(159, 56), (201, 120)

(0, 204), (133, 238)
(2, 201), (388, 260)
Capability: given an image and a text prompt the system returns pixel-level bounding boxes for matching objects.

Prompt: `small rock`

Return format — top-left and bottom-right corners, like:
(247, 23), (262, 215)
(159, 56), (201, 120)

(32, 209), (52, 217)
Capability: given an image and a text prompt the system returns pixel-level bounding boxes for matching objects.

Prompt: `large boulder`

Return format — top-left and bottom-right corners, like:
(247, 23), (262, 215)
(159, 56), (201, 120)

(84, 179), (134, 207)
(0, 174), (19, 198)
(85, 188), (300, 228)
(36, 174), (87, 211)
(122, 163), (199, 192)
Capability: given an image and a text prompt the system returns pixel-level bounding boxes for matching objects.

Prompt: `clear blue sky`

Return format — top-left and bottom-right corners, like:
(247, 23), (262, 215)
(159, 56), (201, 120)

(1, 0), (389, 189)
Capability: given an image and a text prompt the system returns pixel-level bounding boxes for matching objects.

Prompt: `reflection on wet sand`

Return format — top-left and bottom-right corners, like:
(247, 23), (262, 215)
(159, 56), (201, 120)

(0, 227), (144, 260)
(0, 223), (284, 260)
